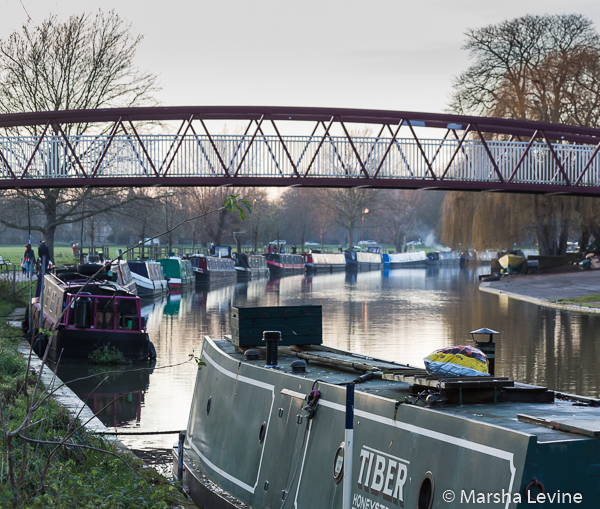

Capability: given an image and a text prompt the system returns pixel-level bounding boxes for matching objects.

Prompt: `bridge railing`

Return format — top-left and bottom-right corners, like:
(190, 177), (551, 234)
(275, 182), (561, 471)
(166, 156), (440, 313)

(1, 134), (599, 187)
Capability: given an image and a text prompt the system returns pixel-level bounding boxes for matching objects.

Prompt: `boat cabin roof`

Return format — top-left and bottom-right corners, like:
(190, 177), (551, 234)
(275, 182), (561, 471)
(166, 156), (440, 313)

(211, 337), (600, 444)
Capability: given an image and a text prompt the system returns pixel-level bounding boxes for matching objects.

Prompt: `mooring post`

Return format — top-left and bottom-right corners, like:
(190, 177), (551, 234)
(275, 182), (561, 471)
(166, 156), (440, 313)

(343, 383), (354, 509)
(177, 430), (186, 484)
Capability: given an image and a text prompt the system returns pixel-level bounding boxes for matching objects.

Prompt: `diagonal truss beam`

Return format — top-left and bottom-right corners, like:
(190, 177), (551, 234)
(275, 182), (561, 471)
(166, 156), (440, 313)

(541, 130), (570, 185)
(406, 121), (436, 180)
(163, 115), (194, 177)
(21, 121), (50, 179)
(575, 140), (600, 186)
(198, 117), (230, 177)
(52, 121), (88, 178)
(234, 115), (264, 177)
(304, 117), (335, 177)
(321, 121), (348, 175)
(475, 125), (504, 183)
(269, 115), (299, 177)
(126, 118), (159, 176)
(339, 118), (370, 178)
(188, 122), (217, 175)
(508, 130), (538, 183)
(91, 118), (122, 178)
(441, 125), (471, 180)
(373, 121), (403, 179)
(0, 142), (16, 179)
(386, 124), (414, 177)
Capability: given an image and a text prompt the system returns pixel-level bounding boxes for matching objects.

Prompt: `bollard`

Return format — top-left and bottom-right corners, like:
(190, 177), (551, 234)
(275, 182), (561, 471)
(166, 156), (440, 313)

(263, 331), (282, 369)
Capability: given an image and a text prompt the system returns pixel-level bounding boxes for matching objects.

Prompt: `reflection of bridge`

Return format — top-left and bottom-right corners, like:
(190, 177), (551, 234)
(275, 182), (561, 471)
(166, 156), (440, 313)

(3, 106), (600, 195)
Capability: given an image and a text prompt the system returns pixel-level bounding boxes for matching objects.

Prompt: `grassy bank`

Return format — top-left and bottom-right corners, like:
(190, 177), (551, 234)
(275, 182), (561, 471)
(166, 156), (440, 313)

(0, 325), (192, 508)
(0, 278), (30, 319)
(554, 294), (600, 308)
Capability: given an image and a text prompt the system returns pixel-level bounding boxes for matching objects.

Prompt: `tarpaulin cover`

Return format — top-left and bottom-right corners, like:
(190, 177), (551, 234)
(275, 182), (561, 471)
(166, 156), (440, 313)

(424, 345), (489, 377)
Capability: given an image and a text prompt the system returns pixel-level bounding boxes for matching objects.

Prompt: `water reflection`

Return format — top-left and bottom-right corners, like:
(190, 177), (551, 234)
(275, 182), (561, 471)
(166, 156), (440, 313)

(54, 266), (600, 451)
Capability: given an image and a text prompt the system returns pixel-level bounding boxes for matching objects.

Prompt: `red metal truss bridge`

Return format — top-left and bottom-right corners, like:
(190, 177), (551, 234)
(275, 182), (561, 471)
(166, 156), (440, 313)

(2, 106), (600, 195)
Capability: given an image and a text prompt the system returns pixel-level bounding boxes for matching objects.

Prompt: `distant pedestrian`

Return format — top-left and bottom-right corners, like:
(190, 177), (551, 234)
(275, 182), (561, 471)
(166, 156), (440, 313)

(292, 244), (297, 254)
(20, 257), (26, 274)
(23, 244), (35, 277)
(38, 240), (51, 273)
(338, 245), (343, 253)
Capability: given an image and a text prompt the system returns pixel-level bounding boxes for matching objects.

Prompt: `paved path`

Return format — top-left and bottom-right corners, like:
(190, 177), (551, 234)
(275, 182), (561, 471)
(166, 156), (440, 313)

(480, 271), (600, 313)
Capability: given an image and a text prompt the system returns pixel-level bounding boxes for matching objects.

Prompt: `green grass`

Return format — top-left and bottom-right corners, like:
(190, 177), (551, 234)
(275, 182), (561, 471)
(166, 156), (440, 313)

(0, 324), (192, 508)
(553, 294), (600, 307)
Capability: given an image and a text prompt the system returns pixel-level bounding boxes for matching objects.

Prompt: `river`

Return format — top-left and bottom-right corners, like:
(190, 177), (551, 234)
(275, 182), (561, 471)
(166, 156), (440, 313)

(53, 264), (600, 458)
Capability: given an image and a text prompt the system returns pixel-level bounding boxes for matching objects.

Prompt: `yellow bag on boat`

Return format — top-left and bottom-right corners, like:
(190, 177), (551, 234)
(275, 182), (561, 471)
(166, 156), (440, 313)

(424, 345), (489, 377)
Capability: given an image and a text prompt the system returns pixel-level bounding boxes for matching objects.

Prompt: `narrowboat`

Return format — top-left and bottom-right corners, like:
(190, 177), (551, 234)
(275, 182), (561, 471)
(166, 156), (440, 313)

(110, 260), (138, 295)
(383, 251), (427, 268)
(345, 247), (383, 271)
(189, 254), (237, 284)
(28, 268), (154, 362)
(127, 260), (168, 297)
(234, 253), (270, 279)
(157, 257), (194, 290)
(302, 252), (346, 272)
(174, 314), (600, 509)
(426, 251), (460, 265)
(265, 253), (304, 275)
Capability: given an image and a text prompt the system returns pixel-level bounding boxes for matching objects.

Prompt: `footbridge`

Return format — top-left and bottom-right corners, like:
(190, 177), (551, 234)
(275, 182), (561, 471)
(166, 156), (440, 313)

(2, 106), (600, 195)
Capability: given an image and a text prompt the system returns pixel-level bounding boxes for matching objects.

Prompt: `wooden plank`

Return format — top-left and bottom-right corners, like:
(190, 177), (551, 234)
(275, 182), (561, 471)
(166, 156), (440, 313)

(518, 414), (600, 438)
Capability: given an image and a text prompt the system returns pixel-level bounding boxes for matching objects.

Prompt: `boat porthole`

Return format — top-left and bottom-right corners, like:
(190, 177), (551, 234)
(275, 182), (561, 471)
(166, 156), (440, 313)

(206, 397), (212, 415)
(258, 422), (266, 444)
(333, 443), (344, 484)
(417, 472), (434, 509)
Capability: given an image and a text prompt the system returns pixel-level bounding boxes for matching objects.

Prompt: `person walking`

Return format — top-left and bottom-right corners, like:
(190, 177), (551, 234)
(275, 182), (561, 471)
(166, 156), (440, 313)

(38, 240), (51, 273)
(23, 244), (35, 277)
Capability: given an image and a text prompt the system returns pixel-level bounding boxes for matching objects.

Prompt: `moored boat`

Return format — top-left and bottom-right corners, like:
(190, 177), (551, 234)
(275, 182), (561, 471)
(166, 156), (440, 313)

(157, 256), (194, 290)
(303, 252), (346, 272)
(384, 250), (427, 268)
(345, 246), (383, 271)
(189, 254), (237, 284)
(127, 260), (168, 297)
(28, 268), (154, 362)
(499, 253), (526, 272)
(174, 318), (600, 509)
(265, 253), (304, 275)
(234, 253), (270, 279)
(110, 260), (138, 295)
(426, 250), (460, 265)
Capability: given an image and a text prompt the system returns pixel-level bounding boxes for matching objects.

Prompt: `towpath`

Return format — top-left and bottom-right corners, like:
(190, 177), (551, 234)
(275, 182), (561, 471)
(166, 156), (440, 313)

(480, 270), (600, 313)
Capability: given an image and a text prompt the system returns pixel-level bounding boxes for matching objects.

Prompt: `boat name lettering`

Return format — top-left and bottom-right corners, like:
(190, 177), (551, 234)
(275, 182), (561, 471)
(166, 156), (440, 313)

(357, 447), (407, 505)
(352, 493), (392, 509)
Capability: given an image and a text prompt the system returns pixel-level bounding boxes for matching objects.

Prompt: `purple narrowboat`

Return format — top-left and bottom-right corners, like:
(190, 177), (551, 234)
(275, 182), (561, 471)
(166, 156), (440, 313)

(28, 268), (154, 362)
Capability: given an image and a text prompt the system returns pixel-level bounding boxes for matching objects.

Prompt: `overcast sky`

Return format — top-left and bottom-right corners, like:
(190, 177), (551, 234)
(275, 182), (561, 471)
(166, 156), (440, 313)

(3, 0), (600, 115)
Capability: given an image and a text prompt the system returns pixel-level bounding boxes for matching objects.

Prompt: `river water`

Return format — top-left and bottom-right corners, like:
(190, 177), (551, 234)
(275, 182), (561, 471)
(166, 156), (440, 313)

(54, 264), (600, 455)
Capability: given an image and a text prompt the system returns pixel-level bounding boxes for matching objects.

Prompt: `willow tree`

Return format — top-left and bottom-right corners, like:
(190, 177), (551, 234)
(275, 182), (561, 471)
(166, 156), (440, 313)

(0, 11), (159, 258)
(443, 14), (600, 254)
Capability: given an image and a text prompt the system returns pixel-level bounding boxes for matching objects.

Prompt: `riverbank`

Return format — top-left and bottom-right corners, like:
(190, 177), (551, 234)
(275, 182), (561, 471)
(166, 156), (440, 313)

(1, 310), (192, 508)
(480, 270), (600, 313)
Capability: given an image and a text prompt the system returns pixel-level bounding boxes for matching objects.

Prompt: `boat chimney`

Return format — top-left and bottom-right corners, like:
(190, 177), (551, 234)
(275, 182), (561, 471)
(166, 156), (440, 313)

(263, 331), (282, 369)
(471, 328), (499, 375)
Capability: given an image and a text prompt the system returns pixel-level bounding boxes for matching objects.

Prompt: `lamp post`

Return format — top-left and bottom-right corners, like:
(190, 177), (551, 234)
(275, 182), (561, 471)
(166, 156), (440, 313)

(166, 189), (174, 256)
(361, 208), (369, 242)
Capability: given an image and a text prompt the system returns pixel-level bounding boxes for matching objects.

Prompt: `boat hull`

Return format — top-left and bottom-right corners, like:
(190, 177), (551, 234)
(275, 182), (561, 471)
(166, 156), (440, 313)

(178, 338), (600, 509)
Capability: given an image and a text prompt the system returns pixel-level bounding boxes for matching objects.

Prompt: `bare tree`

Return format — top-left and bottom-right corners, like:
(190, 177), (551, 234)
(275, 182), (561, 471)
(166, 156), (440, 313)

(0, 11), (159, 258)
(444, 14), (600, 255)
(328, 188), (379, 248)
